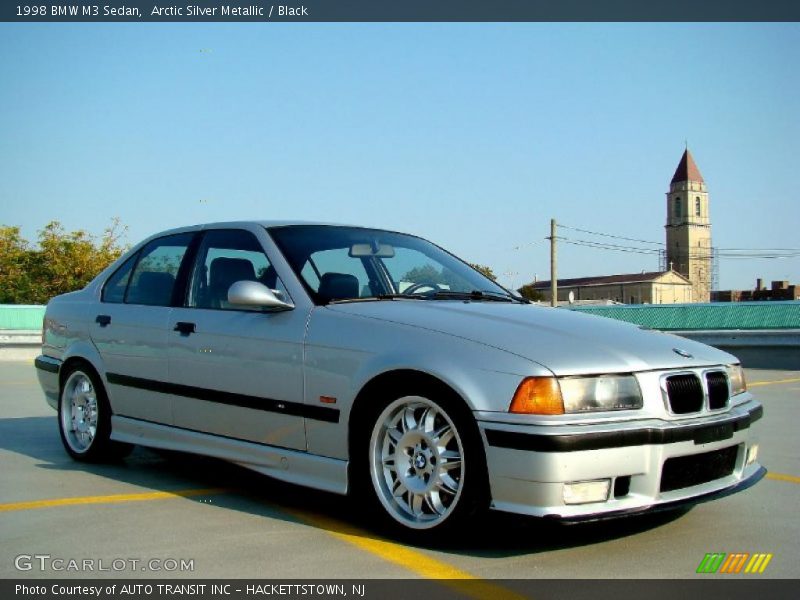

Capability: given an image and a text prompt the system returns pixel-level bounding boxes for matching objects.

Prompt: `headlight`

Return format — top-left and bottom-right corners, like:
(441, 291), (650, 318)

(509, 375), (642, 415)
(727, 364), (747, 396)
(559, 375), (643, 413)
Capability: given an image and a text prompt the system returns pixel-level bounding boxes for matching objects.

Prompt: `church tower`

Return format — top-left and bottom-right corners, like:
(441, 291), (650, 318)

(665, 149), (712, 303)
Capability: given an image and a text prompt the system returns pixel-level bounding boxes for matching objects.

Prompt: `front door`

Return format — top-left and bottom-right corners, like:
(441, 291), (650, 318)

(167, 228), (308, 451)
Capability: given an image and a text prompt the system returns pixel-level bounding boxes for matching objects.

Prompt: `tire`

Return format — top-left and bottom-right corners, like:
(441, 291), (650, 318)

(363, 391), (487, 534)
(58, 364), (132, 461)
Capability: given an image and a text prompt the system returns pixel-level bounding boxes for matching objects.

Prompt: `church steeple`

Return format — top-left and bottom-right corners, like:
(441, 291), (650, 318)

(670, 149), (704, 185)
(665, 148), (712, 302)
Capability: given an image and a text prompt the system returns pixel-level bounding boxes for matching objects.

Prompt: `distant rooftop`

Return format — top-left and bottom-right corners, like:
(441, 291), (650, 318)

(531, 271), (690, 289)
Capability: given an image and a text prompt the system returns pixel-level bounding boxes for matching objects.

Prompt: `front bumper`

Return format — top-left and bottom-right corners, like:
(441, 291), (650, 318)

(479, 399), (764, 520)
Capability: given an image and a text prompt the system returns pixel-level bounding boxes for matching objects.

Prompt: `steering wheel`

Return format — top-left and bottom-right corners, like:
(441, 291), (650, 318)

(403, 282), (440, 295)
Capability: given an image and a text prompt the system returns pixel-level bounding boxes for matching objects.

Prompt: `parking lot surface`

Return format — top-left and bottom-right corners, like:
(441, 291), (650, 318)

(1, 360), (798, 579)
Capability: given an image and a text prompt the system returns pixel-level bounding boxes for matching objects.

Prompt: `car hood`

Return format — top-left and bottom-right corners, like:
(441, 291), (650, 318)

(328, 301), (736, 376)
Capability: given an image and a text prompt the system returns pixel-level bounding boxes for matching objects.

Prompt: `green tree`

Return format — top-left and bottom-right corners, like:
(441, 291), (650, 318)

(469, 263), (497, 281)
(518, 284), (544, 302)
(0, 226), (34, 304)
(0, 219), (127, 305)
(403, 264), (446, 285)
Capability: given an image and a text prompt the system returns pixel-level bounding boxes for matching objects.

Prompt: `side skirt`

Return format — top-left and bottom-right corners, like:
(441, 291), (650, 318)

(111, 416), (348, 495)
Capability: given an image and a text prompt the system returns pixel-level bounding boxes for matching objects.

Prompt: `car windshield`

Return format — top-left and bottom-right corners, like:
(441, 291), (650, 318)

(268, 225), (517, 305)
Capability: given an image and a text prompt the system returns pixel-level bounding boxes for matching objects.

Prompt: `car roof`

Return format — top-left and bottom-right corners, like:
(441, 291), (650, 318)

(146, 221), (404, 238)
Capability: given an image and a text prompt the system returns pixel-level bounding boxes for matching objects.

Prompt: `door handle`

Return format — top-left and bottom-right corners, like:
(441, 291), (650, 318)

(174, 321), (196, 335)
(95, 315), (111, 327)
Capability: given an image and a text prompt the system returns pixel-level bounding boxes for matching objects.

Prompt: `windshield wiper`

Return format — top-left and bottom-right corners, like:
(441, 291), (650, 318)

(429, 290), (520, 303)
(328, 294), (430, 304)
(372, 293), (431, 301)
(332, 290), (528, 304)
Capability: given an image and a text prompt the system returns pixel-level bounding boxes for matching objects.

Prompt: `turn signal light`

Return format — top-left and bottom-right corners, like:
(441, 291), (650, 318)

(509, 377), (564, 415)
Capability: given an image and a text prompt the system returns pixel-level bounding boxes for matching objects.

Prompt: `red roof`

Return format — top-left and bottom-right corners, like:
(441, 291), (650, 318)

(671, 149), (704, 184)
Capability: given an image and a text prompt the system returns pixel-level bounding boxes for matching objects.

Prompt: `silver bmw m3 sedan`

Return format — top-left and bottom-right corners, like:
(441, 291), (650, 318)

(35, 222), (765, 535)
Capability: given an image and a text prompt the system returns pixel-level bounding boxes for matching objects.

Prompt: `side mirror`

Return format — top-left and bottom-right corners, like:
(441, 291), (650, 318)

(227, 281), (295, 311)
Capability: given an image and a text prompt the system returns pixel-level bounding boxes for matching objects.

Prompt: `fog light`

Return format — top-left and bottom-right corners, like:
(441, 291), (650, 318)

(746, 444), (759, 466)
(563, 480), (611, 505)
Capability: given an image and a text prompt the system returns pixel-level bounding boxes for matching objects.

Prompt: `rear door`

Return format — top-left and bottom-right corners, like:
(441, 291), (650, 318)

(166, 228), (310, 451)
(90, 232), (195, 424)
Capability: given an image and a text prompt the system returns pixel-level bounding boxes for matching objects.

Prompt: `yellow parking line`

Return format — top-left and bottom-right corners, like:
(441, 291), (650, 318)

(0, 487), (229, 512)
(0, 482), (521, 596)
(749, 377), (800, 388)
(767, 472), (800, 485)
(286, 508), (527, 599)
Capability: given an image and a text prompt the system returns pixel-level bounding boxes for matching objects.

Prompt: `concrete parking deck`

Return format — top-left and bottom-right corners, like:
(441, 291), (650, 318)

(1, 361), (798, 580)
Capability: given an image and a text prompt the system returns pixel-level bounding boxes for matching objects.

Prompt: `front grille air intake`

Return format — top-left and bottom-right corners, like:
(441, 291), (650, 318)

(706, 371), (730, 410)
(660, 446), (738, 492)
(665, 373), (704, 414)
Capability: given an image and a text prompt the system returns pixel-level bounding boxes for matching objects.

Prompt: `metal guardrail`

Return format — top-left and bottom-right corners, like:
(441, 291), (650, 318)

(674, 330), (800, 370)
(567, 301), (800, 331)
(0, 305), (45, 330)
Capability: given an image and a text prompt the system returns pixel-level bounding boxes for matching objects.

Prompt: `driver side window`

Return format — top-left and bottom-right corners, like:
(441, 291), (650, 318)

(188, 229), (283, 311)
(300, 248), (372, 299)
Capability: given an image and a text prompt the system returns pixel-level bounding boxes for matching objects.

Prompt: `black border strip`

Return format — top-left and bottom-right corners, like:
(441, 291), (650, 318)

(3, 1), (800, 22)
(485, 406), (763, 452)
(106, 372), (339, 424)
(34, 356), (60, 374)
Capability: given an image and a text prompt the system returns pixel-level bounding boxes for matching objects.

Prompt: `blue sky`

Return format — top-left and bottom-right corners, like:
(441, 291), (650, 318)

(1, 23), (798, 290)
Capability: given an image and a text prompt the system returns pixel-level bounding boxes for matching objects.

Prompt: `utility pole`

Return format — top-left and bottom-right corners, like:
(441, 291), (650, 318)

(549, 218), (557, 307)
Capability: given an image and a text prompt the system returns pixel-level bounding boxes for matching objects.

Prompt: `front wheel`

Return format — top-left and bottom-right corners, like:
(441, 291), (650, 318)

(368, 395), (485, 532)
(58, 365), (131, 461)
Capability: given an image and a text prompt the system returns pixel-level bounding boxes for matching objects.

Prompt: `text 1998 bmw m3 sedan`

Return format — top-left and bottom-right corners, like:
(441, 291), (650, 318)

(35, 222), (765, 534)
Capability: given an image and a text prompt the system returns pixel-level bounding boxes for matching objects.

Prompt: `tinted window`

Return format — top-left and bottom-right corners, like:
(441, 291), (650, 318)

(381, 246), (472, 293)
(125, 233), (193, 306)
(302, 248), (371, 297)
(102, 254), (137, 303)
(188, 229), (281, 311)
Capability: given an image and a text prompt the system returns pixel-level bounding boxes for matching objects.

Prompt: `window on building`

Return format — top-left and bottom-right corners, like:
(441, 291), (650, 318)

(674, 198), (681, 218)
(695, 197), (701, 216)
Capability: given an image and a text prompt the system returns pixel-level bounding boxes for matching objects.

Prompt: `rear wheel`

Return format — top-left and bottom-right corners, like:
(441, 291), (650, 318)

(367, 393), (486, 532)
(58, 365), (132, 461)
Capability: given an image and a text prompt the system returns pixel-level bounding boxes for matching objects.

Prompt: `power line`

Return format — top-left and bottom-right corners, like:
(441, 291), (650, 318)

(555, 223), (800, 260)
(557, 224), (665, 246)
(558, 236), (800, 260)
(559, 238), (661, 255)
